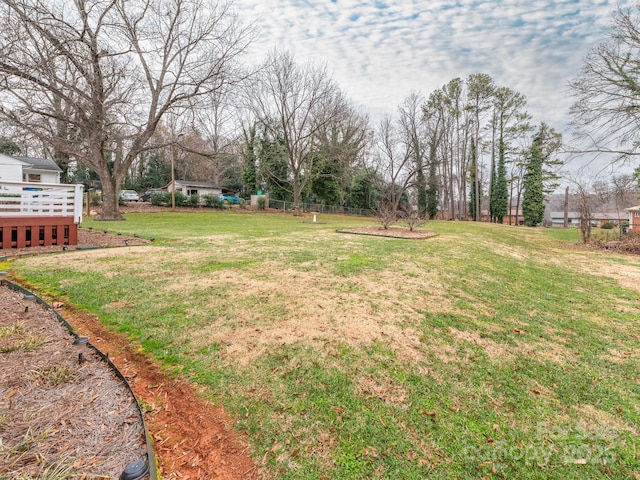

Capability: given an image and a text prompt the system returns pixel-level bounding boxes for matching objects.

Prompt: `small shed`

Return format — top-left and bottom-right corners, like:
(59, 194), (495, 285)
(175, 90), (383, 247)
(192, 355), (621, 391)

(166, 180), (221, 197)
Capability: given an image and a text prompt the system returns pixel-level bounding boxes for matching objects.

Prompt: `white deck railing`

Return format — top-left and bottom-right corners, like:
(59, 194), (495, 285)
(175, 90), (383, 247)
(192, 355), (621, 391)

(0, 181), (84, 224)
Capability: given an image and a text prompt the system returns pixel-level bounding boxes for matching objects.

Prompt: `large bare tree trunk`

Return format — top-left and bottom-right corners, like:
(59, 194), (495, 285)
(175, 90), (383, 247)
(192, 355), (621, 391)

(100, 174), (123, 221)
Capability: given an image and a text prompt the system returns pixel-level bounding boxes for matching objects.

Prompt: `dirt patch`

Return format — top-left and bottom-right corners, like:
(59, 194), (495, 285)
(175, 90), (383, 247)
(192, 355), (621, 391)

(448, 327), (514, 362)
(337, 226), (438, 239)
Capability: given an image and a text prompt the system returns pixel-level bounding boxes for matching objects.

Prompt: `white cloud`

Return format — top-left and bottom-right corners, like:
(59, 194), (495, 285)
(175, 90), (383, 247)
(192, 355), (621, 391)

(235, 0), (629, 135)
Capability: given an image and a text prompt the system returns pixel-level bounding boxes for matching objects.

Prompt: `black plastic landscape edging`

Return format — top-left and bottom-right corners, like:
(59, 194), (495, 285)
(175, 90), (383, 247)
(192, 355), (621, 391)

(335, 229), (439, 240)
(4, 280), (157, 480)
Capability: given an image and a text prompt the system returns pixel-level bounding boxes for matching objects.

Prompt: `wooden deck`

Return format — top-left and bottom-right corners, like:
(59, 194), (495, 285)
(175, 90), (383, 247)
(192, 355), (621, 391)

(0, 181), (83, 250)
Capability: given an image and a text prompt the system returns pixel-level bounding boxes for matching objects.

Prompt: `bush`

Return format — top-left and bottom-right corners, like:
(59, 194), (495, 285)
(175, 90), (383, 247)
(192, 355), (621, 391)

(376, 201), (399, 229)
(150, 192), (170, 206)
(402, 206), (427, 231)
(186, 194), (200, 208)
(601, 222), (615, 229)
(89, 191), (101, 206)
(203, 194), (225, 209)
(149, 191), (189, 207)
(257, 196), (266, 210)
(173, 191), (188, 207)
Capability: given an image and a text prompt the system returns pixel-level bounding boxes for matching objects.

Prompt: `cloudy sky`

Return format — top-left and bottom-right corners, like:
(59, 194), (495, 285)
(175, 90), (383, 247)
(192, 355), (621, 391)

(235, 0), (626, 144)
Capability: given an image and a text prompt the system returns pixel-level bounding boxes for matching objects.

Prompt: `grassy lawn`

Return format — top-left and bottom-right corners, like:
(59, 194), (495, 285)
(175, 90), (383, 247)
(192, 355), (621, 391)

(6, 211), (640, 479)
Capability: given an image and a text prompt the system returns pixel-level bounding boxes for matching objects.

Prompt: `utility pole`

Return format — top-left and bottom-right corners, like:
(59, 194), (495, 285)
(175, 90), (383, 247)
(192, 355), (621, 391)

(563, 186), (569, 229)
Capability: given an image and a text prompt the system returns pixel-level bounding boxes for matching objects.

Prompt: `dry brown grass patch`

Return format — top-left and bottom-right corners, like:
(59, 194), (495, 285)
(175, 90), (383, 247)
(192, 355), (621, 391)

(448, 327), (514, 362)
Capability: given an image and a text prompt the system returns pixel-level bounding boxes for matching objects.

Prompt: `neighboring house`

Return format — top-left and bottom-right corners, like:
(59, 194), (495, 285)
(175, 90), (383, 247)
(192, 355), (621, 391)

(549, 211), (628, 227)
(626, 206), (640, 234)
(504, 208), (524, 225)
(166, 180), (221, 197)
(0, 153), (61, 183)
(469, 209), (524, 224)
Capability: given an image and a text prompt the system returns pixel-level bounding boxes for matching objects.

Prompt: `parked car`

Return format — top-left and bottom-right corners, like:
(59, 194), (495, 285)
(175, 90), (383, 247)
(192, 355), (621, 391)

(140, 189), (166, 202)
(219, 194), (241, 204)
(120, 189), (139, 202)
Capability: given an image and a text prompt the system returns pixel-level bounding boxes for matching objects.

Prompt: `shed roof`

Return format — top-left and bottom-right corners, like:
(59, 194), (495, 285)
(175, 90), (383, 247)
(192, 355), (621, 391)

(172, 180), (219, 188)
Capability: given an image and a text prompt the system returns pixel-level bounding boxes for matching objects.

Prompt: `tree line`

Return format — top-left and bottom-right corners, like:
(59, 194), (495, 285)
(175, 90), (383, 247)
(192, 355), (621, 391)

(0, 1), (638, 222)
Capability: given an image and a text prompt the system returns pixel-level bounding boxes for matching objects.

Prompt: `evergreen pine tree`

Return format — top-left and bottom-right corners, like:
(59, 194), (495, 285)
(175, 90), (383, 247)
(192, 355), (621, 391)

(522, 133), (545, 226)
(416, 167), (427, 215)
(522, 123), (562, 226)
(492, 138), (509, 223)
(426, 159), (439, 220)
(241, 125), (259, 195)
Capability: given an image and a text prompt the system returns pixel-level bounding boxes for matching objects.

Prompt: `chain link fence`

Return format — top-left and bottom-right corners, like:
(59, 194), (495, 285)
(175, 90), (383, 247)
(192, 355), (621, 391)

(268, 198), (374, 217)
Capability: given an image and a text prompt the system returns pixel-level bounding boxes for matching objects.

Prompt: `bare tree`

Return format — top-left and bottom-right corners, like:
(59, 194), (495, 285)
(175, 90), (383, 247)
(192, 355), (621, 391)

(569, 4), (640, 161)
(611, 174), (639, 220)
(398, 92), (428, 215)
(575, 182), (593, 243)
(0, 0), (252, 219)
(371, 116), (416, 220)
(248, 50), (340, 216)
(467, 73), (495, 221)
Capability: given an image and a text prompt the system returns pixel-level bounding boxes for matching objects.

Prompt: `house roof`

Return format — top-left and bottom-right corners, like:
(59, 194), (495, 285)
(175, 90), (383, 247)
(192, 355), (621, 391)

(172, 180), (219, 189)
(625, 205), (640, 212)
(14, 156), (62, 172)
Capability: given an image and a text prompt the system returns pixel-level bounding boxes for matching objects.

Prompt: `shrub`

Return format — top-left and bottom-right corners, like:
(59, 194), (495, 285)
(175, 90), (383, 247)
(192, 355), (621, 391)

(186, 194), (200, 208)
(174, 191), (188, 207)
(203, 194), (225, 209)
(402, 206), (427, 231)
(257, 196), (266, 210)
(376, 201), (399, 229)
(89, 191), (101, 206)
(601, 222), (615, 229)
(150, 192), (170, 206)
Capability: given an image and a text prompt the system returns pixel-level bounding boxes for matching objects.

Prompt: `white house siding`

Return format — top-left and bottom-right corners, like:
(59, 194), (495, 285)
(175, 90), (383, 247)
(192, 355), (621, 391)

(0, 154), (28, 182)
(25, 170), (60, 184)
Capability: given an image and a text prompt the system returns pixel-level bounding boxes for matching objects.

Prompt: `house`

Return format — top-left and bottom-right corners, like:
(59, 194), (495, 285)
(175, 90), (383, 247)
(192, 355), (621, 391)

(626, 206), (640, 234)
(470, 208), (524, 224)
(165, 180), (221, 197)
(549, 211), (628, 227)
(0, 153), (62, 184)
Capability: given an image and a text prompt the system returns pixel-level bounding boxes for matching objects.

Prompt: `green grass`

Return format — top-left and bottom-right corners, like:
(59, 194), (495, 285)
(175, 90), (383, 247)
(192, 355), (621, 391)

(11, 211), (640, 479)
